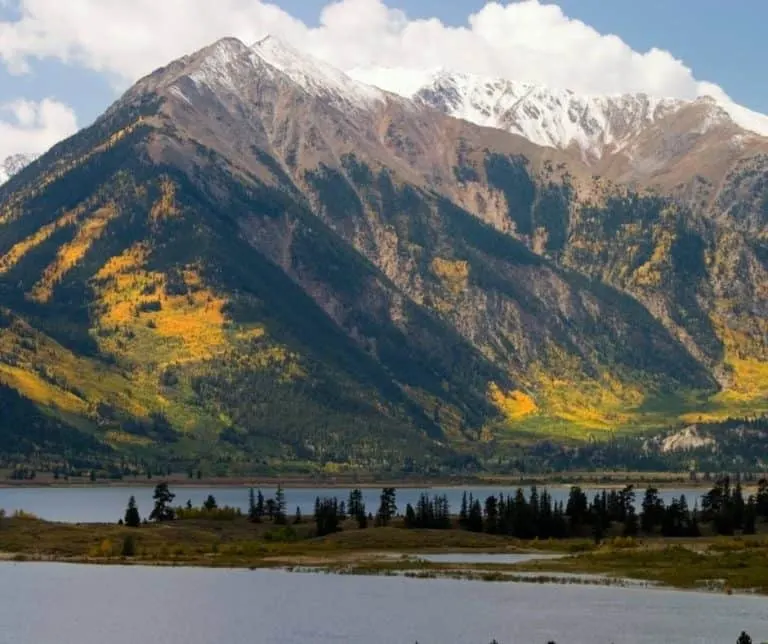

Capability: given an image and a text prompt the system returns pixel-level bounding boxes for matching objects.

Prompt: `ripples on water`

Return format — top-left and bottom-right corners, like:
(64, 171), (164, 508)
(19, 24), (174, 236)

(0, 563), (765, 644)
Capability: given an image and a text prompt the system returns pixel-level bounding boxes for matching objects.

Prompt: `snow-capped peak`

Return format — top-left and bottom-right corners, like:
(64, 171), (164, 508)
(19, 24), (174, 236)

(348, 66), (768, 157)
(250, 35), (385, 108)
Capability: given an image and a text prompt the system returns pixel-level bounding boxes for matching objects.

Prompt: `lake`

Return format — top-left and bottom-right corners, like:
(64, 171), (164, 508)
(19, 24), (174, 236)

(0, 563), (764, 643)
(0, 485), (704, 523)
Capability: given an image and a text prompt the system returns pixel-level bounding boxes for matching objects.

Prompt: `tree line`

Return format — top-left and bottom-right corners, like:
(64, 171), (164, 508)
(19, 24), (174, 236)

(122, 477), (768, 542)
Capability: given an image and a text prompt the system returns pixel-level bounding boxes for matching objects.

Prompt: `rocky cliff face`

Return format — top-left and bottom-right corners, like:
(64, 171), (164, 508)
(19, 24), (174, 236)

(0, 37), (765, 473)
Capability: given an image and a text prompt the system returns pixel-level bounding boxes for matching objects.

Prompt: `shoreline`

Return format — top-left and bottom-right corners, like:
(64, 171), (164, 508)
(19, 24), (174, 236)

(1, 515), (766, 596)
(0, 550), (758, 598)
(0, 473), (717, 490)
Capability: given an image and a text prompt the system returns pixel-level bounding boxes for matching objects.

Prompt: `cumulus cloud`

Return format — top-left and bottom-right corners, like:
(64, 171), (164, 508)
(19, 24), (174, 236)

(0, 0), (736, 104)
(0, 98), (78, 159)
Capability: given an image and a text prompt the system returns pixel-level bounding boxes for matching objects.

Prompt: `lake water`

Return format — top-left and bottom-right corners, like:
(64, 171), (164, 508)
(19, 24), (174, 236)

(0, 485), (704, 523)
(0, 563), (765, 643)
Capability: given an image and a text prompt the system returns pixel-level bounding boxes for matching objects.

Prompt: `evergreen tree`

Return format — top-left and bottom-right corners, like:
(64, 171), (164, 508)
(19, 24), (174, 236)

(623, 507), (639, 537)
(256, 490), (265, 518)
(274, 485), (287, 524)
(266, 499), (277, 520)
(467, 499), (484, 532)
(149, 482), (175, 522)
(459, 491), (469, 528)
(484, 495), (499, 534)
(737, 632), (752, 644)
(248, 488), (260, 523)
(314, 497), (341, 536)
(348, 489), (363, 518)
(203, 494), (217, 511)
(376, 488), (397, 526)
(124, 496), (141, 528)
(641, 487), (664, 533)
(404, 503), (416, 528)
(566, 486), (589, 528)
(294, 506), (303, 524)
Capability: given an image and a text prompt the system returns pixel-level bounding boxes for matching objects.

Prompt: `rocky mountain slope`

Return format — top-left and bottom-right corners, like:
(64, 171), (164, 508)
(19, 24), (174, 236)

(0, 36), (765, 475)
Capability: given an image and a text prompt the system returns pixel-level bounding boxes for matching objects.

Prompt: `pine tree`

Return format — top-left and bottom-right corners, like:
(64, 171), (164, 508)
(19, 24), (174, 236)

(737, 632), (752, 644)
(467, 499), (484, 532)
(256, 490), (265, 519)
(203, 494), (217, 511)
(459, 491), (469, 528)
(376, 488), (397, 527)
(294, 506), (303, 524)
(404, 503), (416, 528)
(149, 483), (175, 522)
(124, 496), (141, 528)
(315, 498), (341, 536)
(275, 485), (287, 524)
(248, 488), (260, 523)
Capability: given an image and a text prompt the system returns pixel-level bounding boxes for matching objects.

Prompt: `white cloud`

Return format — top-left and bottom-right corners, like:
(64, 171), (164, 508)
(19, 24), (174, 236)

(0, 98), (78, 159)
(0, 0), (737, 103)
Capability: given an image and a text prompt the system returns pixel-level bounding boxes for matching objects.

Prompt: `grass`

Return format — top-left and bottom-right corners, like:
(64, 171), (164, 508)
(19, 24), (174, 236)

(0, 516), (566, 567)
(3, 516), (768, 595)
(516, 538), (768, 594)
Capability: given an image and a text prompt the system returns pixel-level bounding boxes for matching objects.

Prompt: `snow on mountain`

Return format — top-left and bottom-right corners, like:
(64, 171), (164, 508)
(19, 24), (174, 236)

(168, 36), (390, 116)
(250, 36), (386, 109)
(348, 66), (768, 157)
(0, 153), (36, 186)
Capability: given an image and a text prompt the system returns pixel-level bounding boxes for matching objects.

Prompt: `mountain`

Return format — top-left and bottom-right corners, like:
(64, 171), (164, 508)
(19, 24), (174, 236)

(0, 36), (766, 476)
(0, 153), (36, 186)
(349, 67), (768, 159)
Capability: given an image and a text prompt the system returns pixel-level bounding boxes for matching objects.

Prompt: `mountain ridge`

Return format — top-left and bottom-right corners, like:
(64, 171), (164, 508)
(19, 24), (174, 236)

(349, 66), (768, 151)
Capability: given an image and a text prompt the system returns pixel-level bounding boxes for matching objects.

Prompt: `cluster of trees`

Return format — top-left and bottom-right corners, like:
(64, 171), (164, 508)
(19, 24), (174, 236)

(311, 488), (397, 536)
(123, 484), (291, 526)
(699, 476), (768, 536)
(247, 486), (287, 524)
(122, 477), (768, 542)
(404, 494), (451, 530)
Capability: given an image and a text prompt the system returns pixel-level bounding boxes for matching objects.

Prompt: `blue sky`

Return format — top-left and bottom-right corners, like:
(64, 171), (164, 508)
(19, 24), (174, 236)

(0, 0), (764, 158)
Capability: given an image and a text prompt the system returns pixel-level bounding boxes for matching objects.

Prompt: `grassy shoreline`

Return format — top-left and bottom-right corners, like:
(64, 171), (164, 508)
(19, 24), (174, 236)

(2, 516), (767, 595)
(0, 471), (719, 490)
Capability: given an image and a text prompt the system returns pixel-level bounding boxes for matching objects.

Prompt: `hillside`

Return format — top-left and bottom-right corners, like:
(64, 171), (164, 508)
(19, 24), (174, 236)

(0, 37), (766, 476)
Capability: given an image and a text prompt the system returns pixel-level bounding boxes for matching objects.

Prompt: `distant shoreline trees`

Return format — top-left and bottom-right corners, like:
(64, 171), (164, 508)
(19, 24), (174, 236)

(120, 476), (768, 542)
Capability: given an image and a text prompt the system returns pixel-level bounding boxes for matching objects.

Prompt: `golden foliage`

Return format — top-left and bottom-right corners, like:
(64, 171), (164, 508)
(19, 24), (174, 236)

(30, 204), (119, 302)
(0, 364), (88, 415)
(488, 382), (538, 420)
(431, 257), (470, 294)
(94, 246), (227, 364)
(150, 179), (180, 222)
(632, 226), (676, 288)
(0, 310), (149, 418)
(0, 210), (80, 275)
